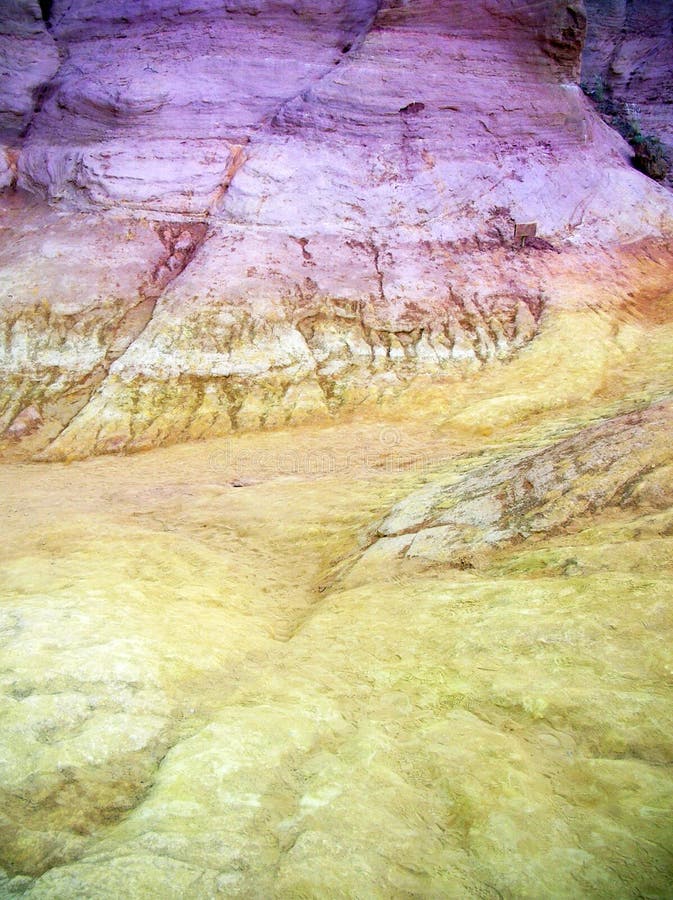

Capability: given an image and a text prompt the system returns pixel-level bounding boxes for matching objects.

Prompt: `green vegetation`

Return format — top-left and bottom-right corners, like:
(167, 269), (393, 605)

(581, 77), (671, 182)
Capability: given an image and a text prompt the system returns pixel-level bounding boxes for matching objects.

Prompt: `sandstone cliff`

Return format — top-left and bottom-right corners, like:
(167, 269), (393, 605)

(2, 5), (673, 896)
(582, 0), (673, 153)
(1, 0), (672, 458)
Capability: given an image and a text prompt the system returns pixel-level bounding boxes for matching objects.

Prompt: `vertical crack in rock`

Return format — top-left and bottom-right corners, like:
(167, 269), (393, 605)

(370, 240), (387, 304)
(38, 0), (53, 26)
(264, 0), (382, 132)
(207, 144), (248, 215)
(118, 221), (209, 354)
(0, 0), (60, 186)
(17, 20), (64, 144)
(39, 222), (209, 454)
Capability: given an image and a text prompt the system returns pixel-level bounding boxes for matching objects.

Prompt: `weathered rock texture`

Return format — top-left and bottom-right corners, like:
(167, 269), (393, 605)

(356, 398), (673, 571)
(582, 0), (673, 151)
(0, 1), (59, 189)
(2, 393), (673, 897)
(1, 0), (673, 457)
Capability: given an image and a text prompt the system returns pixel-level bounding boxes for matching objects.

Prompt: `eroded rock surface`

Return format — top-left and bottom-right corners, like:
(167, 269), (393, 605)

(1, 0), (673, 457)
(357, 397), (673, 570)
(1, 390), (673, 897)
(1, 3), (673, 895)
(0, 1), (58, 189)
(582, 0), (673, 155)
(0, 196), (209, 452)
(40, 230), (549, 458)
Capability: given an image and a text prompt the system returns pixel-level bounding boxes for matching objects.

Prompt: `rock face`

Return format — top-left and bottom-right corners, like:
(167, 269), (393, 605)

(1, 0), (673, 458)
(0, 2), (59, 188)
(356, 398), (673, 570)
(12, 0), (652, 226)
(0, 199), (202, 451)
(2, 7), (673, 894)
(582, 0), (673, 152)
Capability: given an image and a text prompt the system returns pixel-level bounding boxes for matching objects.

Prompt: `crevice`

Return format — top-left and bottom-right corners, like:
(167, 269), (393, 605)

(15, 6), (68, 147)
(206, 144), (248, 216)
(264, 0), (382, 133)
(100, 221), (209, 370)
(38, 222), (209, 456)
(370, 241), (386, 304)
(38, 0), (53, 26)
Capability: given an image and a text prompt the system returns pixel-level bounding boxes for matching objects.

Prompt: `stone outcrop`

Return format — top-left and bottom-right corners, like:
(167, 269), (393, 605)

(1, 0), (673, 458)
(2, 7), (673, 896)
(354, 397), (673, 571)
(582, 1), (673, 162)
(39, 232), (549, 459)
(0, 2), (58, 189)
(0, 198), (206, 452)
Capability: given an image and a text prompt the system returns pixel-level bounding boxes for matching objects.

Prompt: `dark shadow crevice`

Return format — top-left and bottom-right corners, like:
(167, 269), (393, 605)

(38, 0), (53, 26)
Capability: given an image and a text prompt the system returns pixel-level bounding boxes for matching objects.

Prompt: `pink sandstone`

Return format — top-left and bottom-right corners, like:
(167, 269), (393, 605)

(0, 0), (672, 457)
